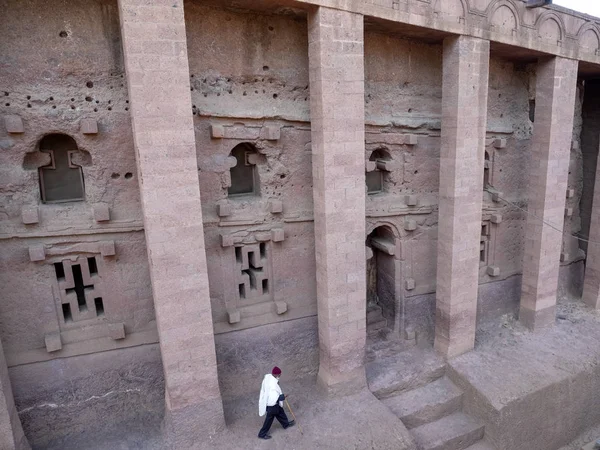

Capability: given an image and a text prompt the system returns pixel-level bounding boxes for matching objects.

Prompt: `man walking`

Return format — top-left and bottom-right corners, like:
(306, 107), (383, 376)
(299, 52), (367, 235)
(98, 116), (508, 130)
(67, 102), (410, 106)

(258, 366), (295, 440)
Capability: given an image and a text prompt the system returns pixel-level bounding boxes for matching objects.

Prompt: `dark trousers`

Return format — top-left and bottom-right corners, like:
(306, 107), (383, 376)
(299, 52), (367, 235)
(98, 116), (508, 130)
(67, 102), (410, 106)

(258, 404), (290, 437)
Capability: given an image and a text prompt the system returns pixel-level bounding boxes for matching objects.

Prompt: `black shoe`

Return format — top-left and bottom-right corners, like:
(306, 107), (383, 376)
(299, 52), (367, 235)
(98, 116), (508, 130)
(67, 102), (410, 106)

(258, 435), (272, 440)
(286, 421), (295, 428)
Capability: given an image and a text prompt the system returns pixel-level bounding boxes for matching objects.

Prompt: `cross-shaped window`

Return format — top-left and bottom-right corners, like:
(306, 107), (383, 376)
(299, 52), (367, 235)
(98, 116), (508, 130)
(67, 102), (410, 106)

(65, 264), (93, 315)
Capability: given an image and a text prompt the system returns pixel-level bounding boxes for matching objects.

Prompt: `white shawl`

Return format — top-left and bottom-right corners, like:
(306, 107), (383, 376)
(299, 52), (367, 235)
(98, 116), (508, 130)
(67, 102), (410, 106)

(258, 374), (283, 417)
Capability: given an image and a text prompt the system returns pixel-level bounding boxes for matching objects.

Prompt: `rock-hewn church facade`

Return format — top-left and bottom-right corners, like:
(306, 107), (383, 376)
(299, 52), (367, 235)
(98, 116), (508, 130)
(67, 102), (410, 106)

(2, 0), (600, 448)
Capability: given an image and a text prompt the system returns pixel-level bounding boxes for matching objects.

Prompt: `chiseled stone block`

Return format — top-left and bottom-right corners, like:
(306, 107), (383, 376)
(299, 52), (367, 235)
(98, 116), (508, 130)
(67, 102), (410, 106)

(370, 237), (395, 256)
(365, 246), (373, 260)
(405, 278), (416, 290)
(275, 301), (288, 315)
(21, 206), (39, 225)
(271, 228), (284, 242)
(221, 234), (234, 247)
(560, 252), (570, 262)
(491, 213), (502, 224)
(4, 115), (24, 134)
(404, 219), (417, 231)
(210, 124), (225, 138)
(108, 322), (126, 340)
(45, 332), (62, 352)
(264, 125), (281, 141)
(365, 160), (376, 172)
(375, 160), (400, 171)
(100, 241), (116, 257)
(404, 327), (416, 340)
(405, 134), (418, 145)
(217, 202), (231, 217)
(493, 138), (507, 149)
(572, 140), (580, 151)
(29, 245), (45, 262)
(227, 309), (241, 324)
(492, 191), (503, 203)
(255, 232), (271, 242)
(225, 155), (237, 169)
(566, 188), (575, 198)
(93, 204), (111, 222)
(80, 118), (98, 135)
(405, 195), (418, 206)
(565, 207), (574, 217)
(246, 153), (260, 165)
(270, 200), (283, 214)
(487, 266), (500, 277)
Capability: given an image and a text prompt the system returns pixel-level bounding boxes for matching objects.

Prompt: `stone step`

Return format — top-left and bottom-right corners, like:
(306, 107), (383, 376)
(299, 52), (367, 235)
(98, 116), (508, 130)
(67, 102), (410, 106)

(366, 333), (417, 363)
(368, 318), (387, 331)
(367, 347), (446, 399)
(367, 304), (383, 324)
(465, 441), (496, 450)
(412, 412), (485, 450)
(381, 376), (463, 429)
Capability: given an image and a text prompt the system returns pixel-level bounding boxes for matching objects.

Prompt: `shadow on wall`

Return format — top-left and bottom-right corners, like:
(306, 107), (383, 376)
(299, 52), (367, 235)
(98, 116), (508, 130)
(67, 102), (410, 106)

(214, 316), (319, 403)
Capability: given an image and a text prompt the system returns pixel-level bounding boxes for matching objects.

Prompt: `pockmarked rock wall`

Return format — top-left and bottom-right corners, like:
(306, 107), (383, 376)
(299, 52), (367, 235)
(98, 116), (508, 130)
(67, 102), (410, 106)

(185, 4), (317, 333)
(0, 0), (156, 366)
(0, 0), (161, 445)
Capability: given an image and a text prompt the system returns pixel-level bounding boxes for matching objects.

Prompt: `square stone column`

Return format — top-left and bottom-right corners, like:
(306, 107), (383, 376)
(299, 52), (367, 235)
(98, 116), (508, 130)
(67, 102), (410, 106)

(0, 339), (29, 450)
(435, 36), (490, 359)
(583, 152), (600, 309)
(117, 0), (224, 444)
(520, 57), (578, 330)
(308, 7), (367, 393)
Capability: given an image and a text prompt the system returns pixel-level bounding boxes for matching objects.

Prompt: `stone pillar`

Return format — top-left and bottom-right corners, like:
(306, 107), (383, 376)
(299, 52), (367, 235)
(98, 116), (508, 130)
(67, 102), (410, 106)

(308, 7), (367, 393)
(583, 154), (600, 308)
(0, 339), (29, 450)
(520, 57), (578, 330)
(435, 36), (490, 358)
(117, 0), (224, 444)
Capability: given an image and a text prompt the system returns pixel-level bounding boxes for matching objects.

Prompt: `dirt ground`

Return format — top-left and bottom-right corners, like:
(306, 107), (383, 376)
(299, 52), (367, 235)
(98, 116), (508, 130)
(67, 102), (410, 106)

(42, 295), (600, 450)
(559, 427), (600, 450)
(44, 376), (416, 450)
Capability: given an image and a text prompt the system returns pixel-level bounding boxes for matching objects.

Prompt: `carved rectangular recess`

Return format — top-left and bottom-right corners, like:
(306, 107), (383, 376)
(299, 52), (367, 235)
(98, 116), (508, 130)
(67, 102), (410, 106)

(53, 255), (105, 327)
(234, 243), (274, 306)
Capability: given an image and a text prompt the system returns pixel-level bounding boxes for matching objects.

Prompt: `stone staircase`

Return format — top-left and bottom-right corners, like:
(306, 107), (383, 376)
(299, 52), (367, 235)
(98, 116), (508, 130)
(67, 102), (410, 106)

(367, 303), (388, 336)
(366, 347), (495, 450)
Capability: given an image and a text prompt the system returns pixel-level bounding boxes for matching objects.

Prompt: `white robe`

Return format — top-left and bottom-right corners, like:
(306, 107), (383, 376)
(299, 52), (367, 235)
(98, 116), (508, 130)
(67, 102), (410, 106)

(258, 374), (283, 417)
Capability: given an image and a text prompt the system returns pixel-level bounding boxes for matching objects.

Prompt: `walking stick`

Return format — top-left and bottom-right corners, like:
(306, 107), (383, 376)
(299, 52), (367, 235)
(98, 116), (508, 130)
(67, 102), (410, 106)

(284, 398), (303, 435)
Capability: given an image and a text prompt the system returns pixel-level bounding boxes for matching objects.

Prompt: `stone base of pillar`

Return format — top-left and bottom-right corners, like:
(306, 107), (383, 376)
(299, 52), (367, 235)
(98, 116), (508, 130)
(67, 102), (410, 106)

(0, 340), (30, 450)
(433, 303), (477, 359)
(434, 335), (475, 360)
(583, 268), (600, 309)
(0, 433), (30, 450)
(519, 304), (556, 331)
(316, 347), (366, 396)
(583, 290), (600, 309)
(317, 366), (366, 397)
(162, 399), (225, 449)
